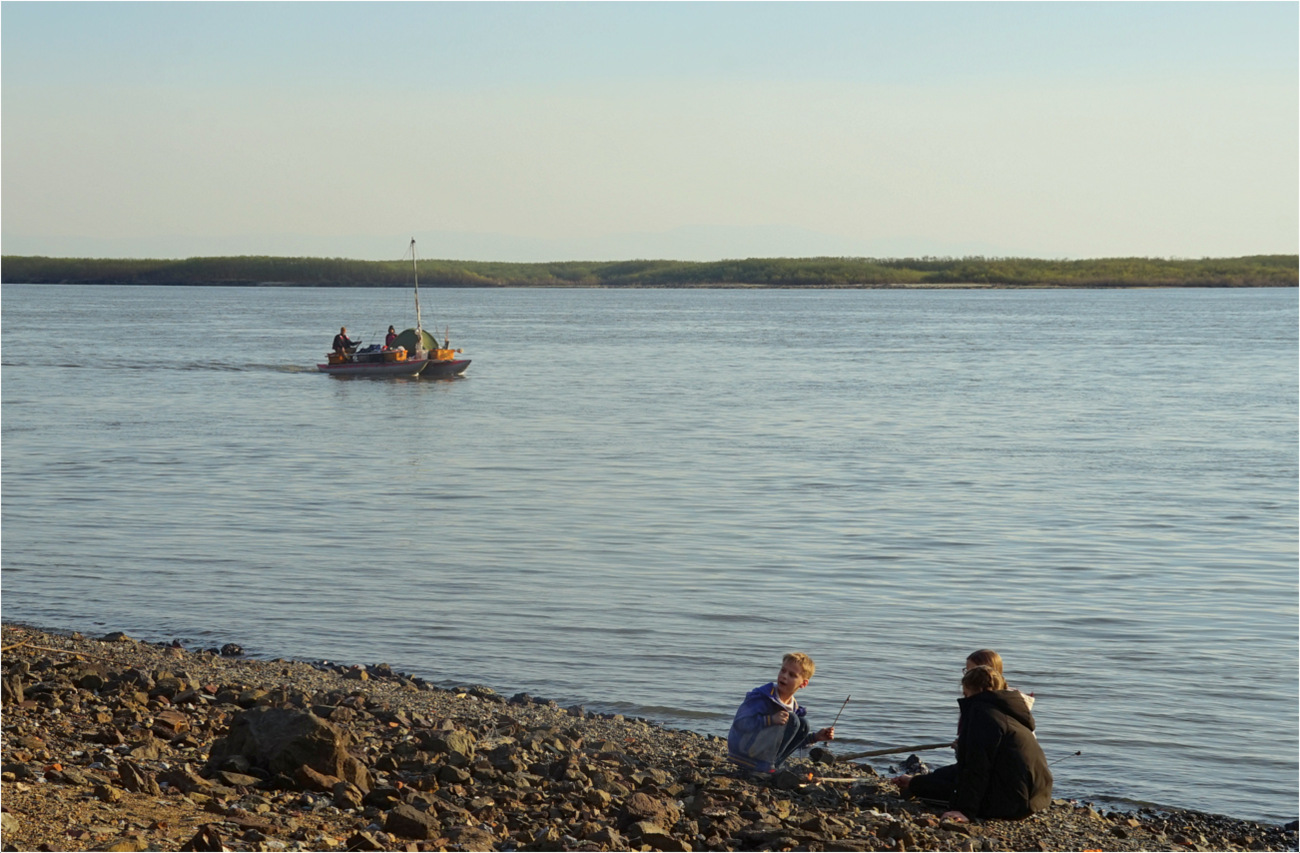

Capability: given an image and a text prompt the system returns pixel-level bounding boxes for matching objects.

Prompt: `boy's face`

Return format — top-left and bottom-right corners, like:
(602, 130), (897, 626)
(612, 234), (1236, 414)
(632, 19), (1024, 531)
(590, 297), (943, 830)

(776, 660), (810, 698)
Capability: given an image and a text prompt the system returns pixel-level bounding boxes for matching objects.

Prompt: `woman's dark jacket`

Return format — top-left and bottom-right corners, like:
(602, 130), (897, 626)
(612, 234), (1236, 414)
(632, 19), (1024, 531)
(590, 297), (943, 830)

(953, 689), (1053, 819)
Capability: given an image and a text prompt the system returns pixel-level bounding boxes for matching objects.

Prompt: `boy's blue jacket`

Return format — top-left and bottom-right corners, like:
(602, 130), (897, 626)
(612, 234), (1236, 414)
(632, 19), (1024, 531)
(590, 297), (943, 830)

(727, 681), (809, 772)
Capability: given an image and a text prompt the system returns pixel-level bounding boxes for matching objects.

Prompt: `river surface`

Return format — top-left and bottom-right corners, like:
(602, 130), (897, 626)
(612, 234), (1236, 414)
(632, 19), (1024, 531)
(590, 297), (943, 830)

(2, 284), (1296, 823)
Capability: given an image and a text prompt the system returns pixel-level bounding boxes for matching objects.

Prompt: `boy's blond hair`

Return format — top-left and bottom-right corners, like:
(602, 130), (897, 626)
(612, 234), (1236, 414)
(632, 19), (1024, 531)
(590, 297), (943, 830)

(783, 652), (816, 680)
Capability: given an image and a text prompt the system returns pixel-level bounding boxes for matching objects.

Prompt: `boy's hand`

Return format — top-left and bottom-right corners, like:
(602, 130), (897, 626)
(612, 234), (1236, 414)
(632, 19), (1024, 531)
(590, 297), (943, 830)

(771, 710), (790, 725)
(813, 726), (835, 742)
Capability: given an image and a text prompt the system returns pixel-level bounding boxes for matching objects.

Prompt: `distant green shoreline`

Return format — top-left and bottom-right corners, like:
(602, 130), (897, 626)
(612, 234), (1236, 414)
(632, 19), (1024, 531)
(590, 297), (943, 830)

(2, 254), (1295, 288)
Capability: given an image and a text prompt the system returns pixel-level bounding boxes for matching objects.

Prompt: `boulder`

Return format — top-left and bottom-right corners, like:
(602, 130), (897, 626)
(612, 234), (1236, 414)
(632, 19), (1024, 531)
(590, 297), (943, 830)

(207, 707), (371, 792)
(619, 791), (681, 831)
(384, 803), (440, 840)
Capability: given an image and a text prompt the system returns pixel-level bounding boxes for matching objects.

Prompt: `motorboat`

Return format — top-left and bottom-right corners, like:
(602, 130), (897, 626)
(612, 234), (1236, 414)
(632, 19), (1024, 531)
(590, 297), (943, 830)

(318, 239), (472, 378)
(317, 343), (426, 377)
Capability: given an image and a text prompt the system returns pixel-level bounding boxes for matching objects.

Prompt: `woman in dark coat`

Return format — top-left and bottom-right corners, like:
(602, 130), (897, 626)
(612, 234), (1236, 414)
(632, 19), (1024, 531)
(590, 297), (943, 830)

(899, 665), (1053, 822)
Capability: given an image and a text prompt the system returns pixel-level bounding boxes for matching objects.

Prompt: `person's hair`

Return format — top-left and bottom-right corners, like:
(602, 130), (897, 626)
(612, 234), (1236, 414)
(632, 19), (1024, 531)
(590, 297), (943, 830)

(966, 649), (1004, 673)
(783, 652), (816, 680)
(961, 664), (1006, 694)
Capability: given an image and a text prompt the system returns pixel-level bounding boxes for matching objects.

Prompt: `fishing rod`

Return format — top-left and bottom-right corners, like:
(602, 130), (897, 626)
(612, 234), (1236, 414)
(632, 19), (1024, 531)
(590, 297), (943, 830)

(830, 695), (851, 729)
(838, 741), (954, 761)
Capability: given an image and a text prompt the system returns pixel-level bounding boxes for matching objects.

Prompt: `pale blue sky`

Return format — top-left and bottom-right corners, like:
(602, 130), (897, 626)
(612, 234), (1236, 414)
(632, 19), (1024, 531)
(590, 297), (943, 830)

(3, 2), (1296, 261)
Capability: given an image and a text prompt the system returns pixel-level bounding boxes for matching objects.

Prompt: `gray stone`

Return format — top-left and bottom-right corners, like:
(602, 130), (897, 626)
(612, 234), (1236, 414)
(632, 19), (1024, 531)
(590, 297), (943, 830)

(383, 803), (440, 840)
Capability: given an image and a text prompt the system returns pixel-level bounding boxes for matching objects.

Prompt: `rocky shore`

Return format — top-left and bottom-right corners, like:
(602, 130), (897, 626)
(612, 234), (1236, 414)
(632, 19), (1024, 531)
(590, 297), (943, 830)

(2, 624), (1294, 853)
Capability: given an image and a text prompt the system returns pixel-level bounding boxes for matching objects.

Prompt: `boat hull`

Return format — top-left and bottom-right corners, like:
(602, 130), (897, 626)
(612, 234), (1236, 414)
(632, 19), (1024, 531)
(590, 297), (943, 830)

(420, 358), (471, 379)
(317, 359), (425, 377)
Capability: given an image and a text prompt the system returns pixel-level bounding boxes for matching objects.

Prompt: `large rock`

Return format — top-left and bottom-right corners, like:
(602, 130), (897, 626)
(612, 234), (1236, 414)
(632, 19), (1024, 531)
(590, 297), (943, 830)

(207, 707), (370, 792)
(384, 803), (441, 840)
(619, 791), (681, 831)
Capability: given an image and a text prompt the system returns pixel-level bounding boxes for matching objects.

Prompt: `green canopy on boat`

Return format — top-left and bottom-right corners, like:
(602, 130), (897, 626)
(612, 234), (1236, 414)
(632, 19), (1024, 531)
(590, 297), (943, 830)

(391, 328), (441, 352)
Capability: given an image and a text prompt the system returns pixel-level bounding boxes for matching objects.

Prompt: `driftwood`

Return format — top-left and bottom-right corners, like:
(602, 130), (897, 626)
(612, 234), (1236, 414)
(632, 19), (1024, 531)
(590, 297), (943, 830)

(837, 741), (954, 761)
(0, 640), (110, 661)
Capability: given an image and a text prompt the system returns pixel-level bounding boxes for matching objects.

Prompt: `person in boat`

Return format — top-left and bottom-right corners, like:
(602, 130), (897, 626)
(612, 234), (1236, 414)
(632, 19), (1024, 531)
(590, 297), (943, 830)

(385, 326), (398, 348)
(727, 652), (835, 774)
(333, 327), (356, 353)
(894, 665), (1052, 822)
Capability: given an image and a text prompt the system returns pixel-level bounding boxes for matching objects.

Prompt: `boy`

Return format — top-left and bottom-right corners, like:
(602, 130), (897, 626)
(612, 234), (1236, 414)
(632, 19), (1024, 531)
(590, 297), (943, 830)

(728, 652), (835, 773)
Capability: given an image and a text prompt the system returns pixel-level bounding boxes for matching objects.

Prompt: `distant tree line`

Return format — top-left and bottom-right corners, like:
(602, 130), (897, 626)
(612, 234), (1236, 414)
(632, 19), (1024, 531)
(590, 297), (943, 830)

(2, 254), (1295, 288)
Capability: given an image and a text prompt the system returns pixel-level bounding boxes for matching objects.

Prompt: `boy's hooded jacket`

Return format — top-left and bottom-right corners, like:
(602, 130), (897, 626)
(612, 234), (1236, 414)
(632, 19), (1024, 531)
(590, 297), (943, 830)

(953, 689), (1053, 818)
(727, 682), (808, 772)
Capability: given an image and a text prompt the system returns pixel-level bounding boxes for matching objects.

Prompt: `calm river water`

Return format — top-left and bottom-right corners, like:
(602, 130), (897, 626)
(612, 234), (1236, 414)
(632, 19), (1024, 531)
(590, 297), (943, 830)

(2, 284), (1296, 823)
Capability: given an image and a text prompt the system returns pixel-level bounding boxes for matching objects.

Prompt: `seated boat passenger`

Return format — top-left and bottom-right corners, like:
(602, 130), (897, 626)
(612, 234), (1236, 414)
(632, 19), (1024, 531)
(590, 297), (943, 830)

(333, 327), (356, 353)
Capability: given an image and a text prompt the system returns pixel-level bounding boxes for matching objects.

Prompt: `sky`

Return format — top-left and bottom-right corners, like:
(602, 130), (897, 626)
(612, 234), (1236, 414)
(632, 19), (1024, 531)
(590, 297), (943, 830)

(2, 1), (1297, 262)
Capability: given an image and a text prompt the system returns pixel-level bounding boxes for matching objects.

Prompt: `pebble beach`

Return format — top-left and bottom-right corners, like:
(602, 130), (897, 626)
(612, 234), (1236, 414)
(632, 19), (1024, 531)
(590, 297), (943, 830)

(1, 624), (1295, 853)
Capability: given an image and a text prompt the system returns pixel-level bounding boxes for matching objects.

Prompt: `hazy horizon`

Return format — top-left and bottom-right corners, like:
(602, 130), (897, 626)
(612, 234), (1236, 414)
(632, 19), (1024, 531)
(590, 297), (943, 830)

(3, 2), (1296, 263)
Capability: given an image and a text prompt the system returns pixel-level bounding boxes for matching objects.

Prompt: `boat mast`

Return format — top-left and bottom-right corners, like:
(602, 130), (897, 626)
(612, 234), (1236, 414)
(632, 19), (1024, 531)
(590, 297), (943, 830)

(411, 237), (425, 347)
